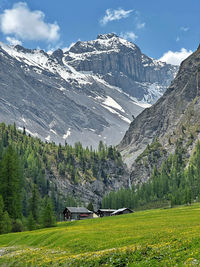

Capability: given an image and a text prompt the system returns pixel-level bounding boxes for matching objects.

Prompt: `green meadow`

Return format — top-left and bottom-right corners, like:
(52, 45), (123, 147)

(1, 204), (200, 266)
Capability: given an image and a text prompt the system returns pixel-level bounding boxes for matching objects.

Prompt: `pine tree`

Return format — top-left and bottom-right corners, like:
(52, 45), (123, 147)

(185, 188), (192, 205)
(107, 146), (114, 160)
(1, 211), (12, 234)
(29, 185), (40, 223)
(0, 146), (22, 219)
(0, 195), (4, 234)
(23, 126), (26, 135)
(41, 197), (56, 228)
(27, 212), (36, 231)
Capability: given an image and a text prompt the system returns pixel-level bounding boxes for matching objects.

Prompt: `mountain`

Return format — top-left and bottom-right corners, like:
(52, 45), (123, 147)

(0, 34), (177, 147)
(118, 45), (200, 185)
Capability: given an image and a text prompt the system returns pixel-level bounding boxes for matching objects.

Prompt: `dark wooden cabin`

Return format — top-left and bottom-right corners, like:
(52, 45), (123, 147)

(97, 209), (116, 217)
(63, 207), (93, 221)
(111, 208), (133, 216)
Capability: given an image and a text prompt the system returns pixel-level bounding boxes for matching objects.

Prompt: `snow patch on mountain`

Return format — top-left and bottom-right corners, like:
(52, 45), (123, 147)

(45, 135), (51, 141)
(50, 129), (57, 135)
(103, 96), (125, 112)
(140, 82), (164, 103)
(63, 128), (71, 139)
(18, 127), (38, 137)
(101, 104), (131, 124)
(21, 117), (26, 123)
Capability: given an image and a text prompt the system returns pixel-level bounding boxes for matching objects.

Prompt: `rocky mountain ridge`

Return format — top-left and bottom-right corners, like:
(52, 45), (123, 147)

(0, 34), (177, 147)
(119, 44), (200, 185)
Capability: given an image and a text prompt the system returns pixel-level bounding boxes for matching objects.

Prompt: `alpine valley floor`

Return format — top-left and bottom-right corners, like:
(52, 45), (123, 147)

(0, 204), (200, 266)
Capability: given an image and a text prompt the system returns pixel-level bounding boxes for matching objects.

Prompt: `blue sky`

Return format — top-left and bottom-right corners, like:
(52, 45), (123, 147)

(0, 0), (199, 64)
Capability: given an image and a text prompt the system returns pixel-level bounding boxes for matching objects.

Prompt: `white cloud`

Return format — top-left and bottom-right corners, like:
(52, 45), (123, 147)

(120, 31), (138, 42)
(159, 48), (193, 65)
(136, 22), (145, 29)
(176, 36), (180, 42)
(180, 26), (189, 32)
(6, 36), (22, 46)
(120, 32), (138, 41)
(0, 2), (60, 42)
(100, 8), (133, 26)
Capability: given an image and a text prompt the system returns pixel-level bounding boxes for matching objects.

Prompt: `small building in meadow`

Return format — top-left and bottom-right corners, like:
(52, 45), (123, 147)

(97, 209), (116, 217)
(63, 207), (93, 221)
(111, 208), (134, 216)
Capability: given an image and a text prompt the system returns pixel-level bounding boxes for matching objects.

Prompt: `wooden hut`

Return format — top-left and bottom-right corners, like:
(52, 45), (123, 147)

(97, 209), (116, 217)
(111, 208), (133, 216)
(63, 207), (93, 221)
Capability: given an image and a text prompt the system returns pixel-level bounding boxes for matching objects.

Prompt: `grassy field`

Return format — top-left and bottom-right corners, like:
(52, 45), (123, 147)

(1, 204), (200, 266)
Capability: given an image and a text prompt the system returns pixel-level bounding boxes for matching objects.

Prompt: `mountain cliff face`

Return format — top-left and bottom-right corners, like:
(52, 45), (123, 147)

(118, 45), (200, 185)
(65, 33), (178, 103)
(0, 34), (177, 147)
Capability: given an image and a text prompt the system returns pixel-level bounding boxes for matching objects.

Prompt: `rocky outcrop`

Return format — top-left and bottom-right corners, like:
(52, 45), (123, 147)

(50, 160), (130, 207)
(118, 45), (200, 184)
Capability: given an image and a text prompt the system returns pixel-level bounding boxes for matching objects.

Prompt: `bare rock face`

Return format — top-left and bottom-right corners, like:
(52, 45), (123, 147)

(50, 160), (130, 207)
(118, 46), (200, 185)
(65, 33), (178, 103)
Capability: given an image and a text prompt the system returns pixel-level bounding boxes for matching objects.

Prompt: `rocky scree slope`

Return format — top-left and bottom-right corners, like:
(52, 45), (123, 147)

(0, 34), (177, 147)
(118, 45), (200, 185)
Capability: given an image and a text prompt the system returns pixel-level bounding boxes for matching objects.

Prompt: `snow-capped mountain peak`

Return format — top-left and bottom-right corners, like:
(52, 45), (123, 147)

(0, 34), (178, 147)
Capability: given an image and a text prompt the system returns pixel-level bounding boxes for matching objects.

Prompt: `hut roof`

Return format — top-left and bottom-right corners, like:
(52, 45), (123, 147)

(111, 208), (133, 215)
(64, 207), (93, 214)
(97, 209), (116, 213)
